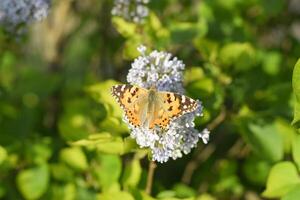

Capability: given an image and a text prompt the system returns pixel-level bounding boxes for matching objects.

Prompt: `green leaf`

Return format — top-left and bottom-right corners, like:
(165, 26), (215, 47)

(242, 155), (271, 186)
(129, 188), (157, 200)
(0, 52), (16, 91)
(58, 99), (95, 141)
(49, 183), (76, 200)
(0, 145), (7, 165)
(95, 137), (126, 154)
(123, 36), (143, 60)
(282, 184), (300, 200)
(184, 67), (205, 84)
(170, 22), (198, 43)
(98, 117), (129, 135)
(122, 159), (142, 188)
(248, 123), (284, 162)
(0, 183), (6, 198)
(59, 147), (88, 171)
(156, 190), (176, 199)
(112, 17), (137, 37)
(98, 191), (134, 200)
(292, 135), (300, 170)
(50, 163), (74, 182)
(187, 78), (214, 97)
(17, 164), (49, 200)
(219, 42), (256, 71)
(275, 119), (297, 154)
(71, 133), (137, 155)
(87, 80), (124, 119)
(292, 58), (300, 128)
(261, 51), (281, 76)
(71, 132), (114, 146)
(196, 193), (216, 200)
(94, 154), (122, 191)
(193, 38), (218, 62)
(262, 162), (300, 198)
(173, 184), (196, 198)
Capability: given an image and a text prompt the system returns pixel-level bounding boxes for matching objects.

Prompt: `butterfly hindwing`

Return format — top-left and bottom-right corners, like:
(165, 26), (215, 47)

(111, 84), (148, 127)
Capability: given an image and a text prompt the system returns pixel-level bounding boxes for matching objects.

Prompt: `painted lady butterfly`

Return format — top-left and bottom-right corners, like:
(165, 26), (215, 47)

(111, 84), (198, 129)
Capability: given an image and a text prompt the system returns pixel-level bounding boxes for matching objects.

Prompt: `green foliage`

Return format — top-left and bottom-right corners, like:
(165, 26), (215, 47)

(122, 158), (142, 188)
(0, 0), (300, 199)
(94, 154), (122, 191)
(98, 191), (135, 200)
(293, 58), (300, 130)
(292, 135), (300, 170)
(59, 147), (88, 171)
(262, 162), (300, 198)
(248, 122), (284, 162)
(17, 164), (50, 199)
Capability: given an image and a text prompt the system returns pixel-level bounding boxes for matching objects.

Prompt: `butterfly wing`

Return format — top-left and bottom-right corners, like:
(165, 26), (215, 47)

(149, 92), (198, 129)
(111, 84), (148, 128)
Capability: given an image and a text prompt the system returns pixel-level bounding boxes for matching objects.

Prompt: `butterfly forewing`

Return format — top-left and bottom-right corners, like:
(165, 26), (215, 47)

(111, 84), (148, 127)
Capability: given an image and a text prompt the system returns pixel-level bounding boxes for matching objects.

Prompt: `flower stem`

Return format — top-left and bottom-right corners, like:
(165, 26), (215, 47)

(145, 161), (156, 195)
(181, 107), (226, 184)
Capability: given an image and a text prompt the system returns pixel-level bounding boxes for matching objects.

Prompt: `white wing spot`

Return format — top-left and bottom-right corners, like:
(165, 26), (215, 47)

(121, 85), (126, 91)
(183, 105), (187, 109)
(182, 96), (186, 103)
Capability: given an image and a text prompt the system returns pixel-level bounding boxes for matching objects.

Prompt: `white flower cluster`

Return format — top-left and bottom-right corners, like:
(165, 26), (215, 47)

(126, 45), (210, 163)
(111, 0), (149, 23)
(0, 0), (50, 30)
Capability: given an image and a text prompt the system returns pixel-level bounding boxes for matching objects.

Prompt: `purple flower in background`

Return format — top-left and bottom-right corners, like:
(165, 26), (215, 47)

(0, 0), (50, 30)
(126, 46), (209, 163)
(112, 0), (149, 23)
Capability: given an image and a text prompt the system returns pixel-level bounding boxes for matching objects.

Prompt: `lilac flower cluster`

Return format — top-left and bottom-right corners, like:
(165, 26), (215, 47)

(0, 0), (50, 30)
(111, 0), (149, 23)
(126, 46), (210, 163)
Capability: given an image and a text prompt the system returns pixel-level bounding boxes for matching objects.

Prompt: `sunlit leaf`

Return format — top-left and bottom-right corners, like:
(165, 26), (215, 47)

(122, 158), (142, 188)
(71, 133), (137, 155)
(248, 123), (284, 162)
(49, 183), (76, 200)
(87, 80), (123, 119)
(94, 154), (122, 191)
(17, 164), (49, 200)
(261, 51), (281, 76)
(112, 17), (137, 37)
(292, 135), (300, 171)
(0, 146), (7, 165)
(98, 191), (134, 200)
(292, 58), (300, 130)
(282, 184), (300, 200)
(59, 147), (88, 171)
(173, 184), (196, 198)
(219, 42), (256, 71)
(275, 119), (297, 154)
(262, 162), (300, 198)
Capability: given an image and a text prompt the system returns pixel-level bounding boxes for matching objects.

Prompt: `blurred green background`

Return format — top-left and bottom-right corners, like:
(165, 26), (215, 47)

(1, 0), (300, 199)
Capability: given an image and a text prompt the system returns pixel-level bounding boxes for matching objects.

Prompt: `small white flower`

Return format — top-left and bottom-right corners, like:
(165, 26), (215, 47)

(111, 0), (149, 23)
(199, 128), (210, 144)
(126, 46), (210, 163)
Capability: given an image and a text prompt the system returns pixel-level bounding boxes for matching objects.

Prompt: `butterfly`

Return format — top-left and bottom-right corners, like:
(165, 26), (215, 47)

(111, 84), (198, 129)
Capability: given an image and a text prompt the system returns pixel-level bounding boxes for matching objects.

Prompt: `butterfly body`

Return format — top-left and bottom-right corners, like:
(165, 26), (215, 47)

(111, 84), (198, 129)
